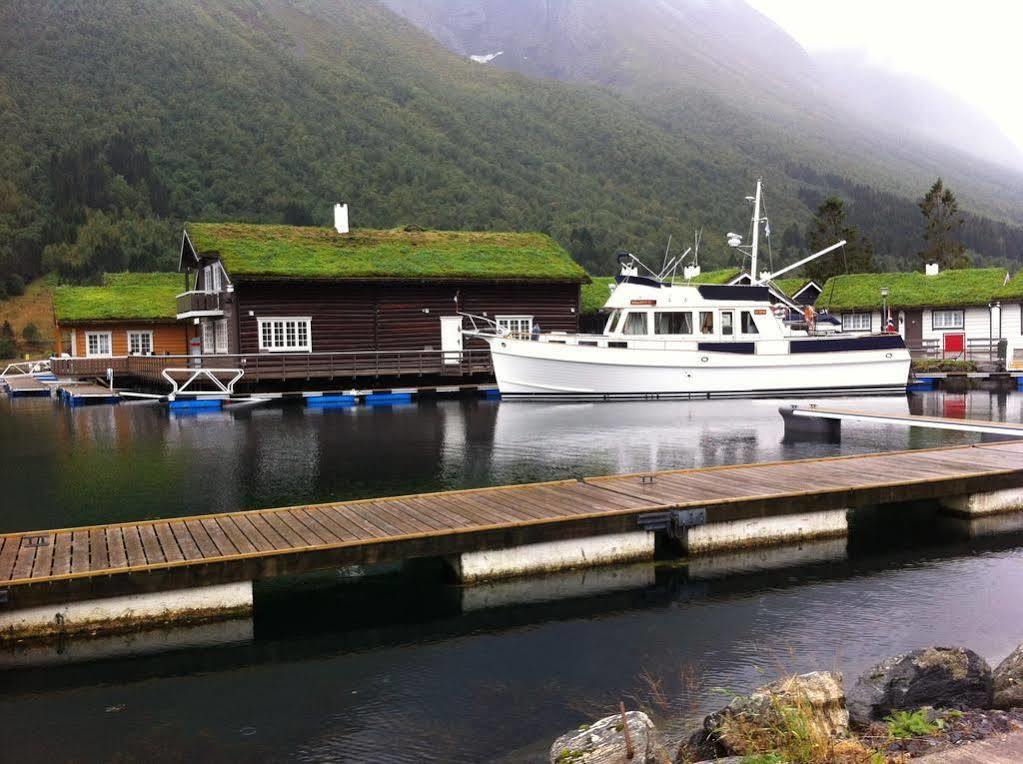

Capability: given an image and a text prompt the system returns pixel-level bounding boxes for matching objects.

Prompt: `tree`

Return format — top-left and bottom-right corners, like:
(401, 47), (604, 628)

(802, 196), (875, 284)
(21, 322), (40, 343)
(919, 178), (968, 270)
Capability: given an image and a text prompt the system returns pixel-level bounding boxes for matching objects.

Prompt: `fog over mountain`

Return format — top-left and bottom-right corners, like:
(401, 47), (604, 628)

(383, 0), (1023, 186)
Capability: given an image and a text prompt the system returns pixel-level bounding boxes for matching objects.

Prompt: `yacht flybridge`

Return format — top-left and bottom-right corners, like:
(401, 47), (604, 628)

(466, 180), (911, 399)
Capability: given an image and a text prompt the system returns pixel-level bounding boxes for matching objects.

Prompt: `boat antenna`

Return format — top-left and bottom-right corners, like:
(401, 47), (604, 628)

(662, 233), (673, 273)
(749, 178), (763, 282)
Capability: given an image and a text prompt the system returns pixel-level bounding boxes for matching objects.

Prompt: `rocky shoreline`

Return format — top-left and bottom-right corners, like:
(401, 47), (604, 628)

(548, 643), (1023, 763)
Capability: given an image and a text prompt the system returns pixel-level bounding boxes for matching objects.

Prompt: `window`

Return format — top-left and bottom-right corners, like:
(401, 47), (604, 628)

(621, 311), (648, 335)
(740, 311), (759, 334)
(127, 330), (153, 355)
(202, 321), (215, 354)
(721, 312), (734, 336)
(258, 317), (312, 352)
(699, 311), (714, 335)
(654, 311), (693, 335)
(204, 264), (222, 293)
(85, 331), (112, 357)
(496, 315), (533, 338)
(932, 310), (964, 330)
(842, 313), (872, 331)
(214, 319), (229, 354)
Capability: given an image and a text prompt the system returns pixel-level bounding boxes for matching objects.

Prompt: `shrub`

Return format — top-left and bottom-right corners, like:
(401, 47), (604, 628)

(5, 273), (24, 297)
(1, 320), (13, 340)
(21, 322), (41, 343)
(911, 358), (977, 373)
(0, 337), (17, 360)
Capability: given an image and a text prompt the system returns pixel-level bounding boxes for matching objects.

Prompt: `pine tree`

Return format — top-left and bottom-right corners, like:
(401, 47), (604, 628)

(802, 196), (875, 284)
(919, 178), (968, 270)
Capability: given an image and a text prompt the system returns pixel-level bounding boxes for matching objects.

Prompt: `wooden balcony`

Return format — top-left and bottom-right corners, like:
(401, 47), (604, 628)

(176, 291), (224, 318)
(52, 348), (494, 386)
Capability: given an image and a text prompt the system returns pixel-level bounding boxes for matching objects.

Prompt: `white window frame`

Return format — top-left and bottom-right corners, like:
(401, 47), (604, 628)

(257, 317), (312, 353)
(620, 311), (649, 336)
(932, 309), (964, 330)
(202, 321), (215, 354)
(496, 315), (533, 338)
(214, 319), (229, 354)
(85, 331), (112, 358)
(127, 330), (154, 356)
(842, 312), (872, 331)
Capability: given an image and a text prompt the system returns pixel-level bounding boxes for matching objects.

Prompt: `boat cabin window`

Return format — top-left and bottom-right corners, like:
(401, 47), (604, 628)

(654, 311), (693, 335)
(621, 311), (649, 336)
(721, 311), (734, 336)
(740, 311), (759, 334)
(699, 311), (714, 335)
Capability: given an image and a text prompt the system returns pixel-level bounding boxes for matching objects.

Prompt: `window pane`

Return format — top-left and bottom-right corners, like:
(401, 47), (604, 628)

(699, 311), (714, 334)
(741, 312), (759, 334)
(721, 312), (734, 336)
(622, 312), (647, 335)
(654, 312), (692, 334)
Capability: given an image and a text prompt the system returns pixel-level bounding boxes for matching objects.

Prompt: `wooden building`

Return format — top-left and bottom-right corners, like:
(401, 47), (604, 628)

(176, 223), (588, 360)
(53, 273), (191, 357)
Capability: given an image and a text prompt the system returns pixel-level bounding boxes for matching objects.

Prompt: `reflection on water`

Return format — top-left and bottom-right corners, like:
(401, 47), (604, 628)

(2, 390), (1023, 762)
(1, 391), (1011, 532)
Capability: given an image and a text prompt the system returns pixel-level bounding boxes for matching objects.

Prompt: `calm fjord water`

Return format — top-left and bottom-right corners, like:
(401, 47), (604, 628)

(2, 391), (1023, 762)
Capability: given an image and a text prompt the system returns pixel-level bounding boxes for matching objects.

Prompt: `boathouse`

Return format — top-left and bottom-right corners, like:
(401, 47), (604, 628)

(818, 267), (1023, 364)
(174, 218), (588, 375)
(52, 273), (190, 358)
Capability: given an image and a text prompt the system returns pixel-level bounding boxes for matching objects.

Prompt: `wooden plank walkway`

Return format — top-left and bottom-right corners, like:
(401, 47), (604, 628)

(3, 441), (1023, 606)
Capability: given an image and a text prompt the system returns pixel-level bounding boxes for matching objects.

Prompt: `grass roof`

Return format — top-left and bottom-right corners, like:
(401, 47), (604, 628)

(819, 269), (1010, 311)
(771, 277), (816, 298)
(185, 223), (589, 283)
(994, 270), (1023, 300)
(53, 272), (183, 322)
(580, 268), (742, 314)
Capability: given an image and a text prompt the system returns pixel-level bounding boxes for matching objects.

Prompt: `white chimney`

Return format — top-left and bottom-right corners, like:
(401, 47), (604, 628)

(925, 262), (939, 276)
(333, 203), (349, 234)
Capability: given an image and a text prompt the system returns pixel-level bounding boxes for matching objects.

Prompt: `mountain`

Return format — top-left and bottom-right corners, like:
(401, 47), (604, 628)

(1, 0), (1022, 292)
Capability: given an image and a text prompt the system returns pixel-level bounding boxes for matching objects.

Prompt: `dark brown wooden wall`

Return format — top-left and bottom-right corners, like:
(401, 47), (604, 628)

(233, 281), (581, 354)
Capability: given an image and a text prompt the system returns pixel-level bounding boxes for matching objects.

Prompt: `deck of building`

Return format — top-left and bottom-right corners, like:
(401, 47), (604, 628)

(3, 440), (1023, 609)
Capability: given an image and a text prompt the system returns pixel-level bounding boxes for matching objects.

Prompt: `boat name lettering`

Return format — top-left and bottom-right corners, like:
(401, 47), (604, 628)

(630, 299), (656, 306)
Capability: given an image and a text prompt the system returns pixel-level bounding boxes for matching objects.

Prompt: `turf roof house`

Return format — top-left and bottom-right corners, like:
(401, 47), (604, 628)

(818, 267), (1021, 355)
(176, 218), (589, 357)
(53, 273), (191, 357)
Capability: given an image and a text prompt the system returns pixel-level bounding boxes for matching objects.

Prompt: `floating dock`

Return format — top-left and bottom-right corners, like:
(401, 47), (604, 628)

(781, 404), (1023, 440)
(3, 440), (1023, 640)
(2, 375), (52, 397)
(57, 383), (121, 406)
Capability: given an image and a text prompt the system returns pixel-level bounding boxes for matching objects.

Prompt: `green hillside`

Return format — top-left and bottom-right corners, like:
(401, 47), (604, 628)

(2, 0), (1022, 294)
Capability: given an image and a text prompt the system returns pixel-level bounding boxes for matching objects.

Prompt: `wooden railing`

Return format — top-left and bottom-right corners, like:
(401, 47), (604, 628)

(907, 338), (1006, 366)
(175, 291), (223, 316)
(53, 348), (494, 384)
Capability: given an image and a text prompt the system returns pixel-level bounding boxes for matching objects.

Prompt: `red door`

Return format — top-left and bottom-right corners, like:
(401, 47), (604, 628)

(943, 333), (965, 358)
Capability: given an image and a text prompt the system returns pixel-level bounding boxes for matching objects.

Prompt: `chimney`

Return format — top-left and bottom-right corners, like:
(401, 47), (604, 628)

(334, 203), (349, 234)
(925, 263), (939, 276)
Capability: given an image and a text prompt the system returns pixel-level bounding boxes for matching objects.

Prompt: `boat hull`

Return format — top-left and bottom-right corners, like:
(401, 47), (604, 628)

(483, 337), (911, 399)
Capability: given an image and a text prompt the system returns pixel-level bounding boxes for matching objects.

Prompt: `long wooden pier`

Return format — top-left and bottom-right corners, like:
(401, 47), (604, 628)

(4, 441), (1023, 616)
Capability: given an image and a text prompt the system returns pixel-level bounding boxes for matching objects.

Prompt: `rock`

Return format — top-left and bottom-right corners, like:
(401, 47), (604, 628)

(994, 643), (1023, 708)
(847, 647), (993, 726)
(690, 671), (848, 758)
(549, 710), (670, 764)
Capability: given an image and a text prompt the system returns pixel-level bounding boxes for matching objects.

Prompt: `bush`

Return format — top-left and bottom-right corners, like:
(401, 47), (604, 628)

(0, 320), (13, 340)
(884, 709), (942, 740)
(4, 273), (24, 297)
(21, 322), (40, 343)
(0, 337), (17, 360)
(911, 358), (977, 373)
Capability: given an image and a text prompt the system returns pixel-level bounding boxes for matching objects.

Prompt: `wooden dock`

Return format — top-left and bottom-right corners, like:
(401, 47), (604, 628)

(4, 440), (1023, 611)
(2, 375), (52, 397)
(57, 382), (120, 405)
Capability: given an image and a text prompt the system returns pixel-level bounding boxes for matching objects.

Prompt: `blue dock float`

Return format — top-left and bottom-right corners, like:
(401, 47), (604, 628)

(168, 398), (223, 411)
(365, 392), (413, 405)
(306, 394), (358, 408)
(483, 388), (501, 400)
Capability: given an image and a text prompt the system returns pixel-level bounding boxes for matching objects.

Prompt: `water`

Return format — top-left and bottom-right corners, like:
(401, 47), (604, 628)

(1, 390), (1023, 762)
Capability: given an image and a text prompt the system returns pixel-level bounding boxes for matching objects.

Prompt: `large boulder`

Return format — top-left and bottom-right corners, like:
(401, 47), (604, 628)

(847, 647), (993, 726)
(993, 643), (1023, 708)
(688, 671), (848, 758)
(549, 710), (670, 764)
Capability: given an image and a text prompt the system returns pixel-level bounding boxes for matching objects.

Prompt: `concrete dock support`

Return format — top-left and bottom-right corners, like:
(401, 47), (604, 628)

(0, 582), (253, 641)
(940, 488), (1023, 517)
(449, 531), (655, 583)
(682, 509), (849, 555)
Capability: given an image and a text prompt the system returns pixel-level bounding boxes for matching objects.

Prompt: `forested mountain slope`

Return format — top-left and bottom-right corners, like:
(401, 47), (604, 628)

(1, 0), (1022, 290)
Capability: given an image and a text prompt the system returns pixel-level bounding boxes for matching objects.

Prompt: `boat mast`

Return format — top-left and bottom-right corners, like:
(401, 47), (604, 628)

(750, 178), (762, 283)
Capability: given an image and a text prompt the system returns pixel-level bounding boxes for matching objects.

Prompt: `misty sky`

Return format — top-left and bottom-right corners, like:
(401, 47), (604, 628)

(749, 0), (1023, 151)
